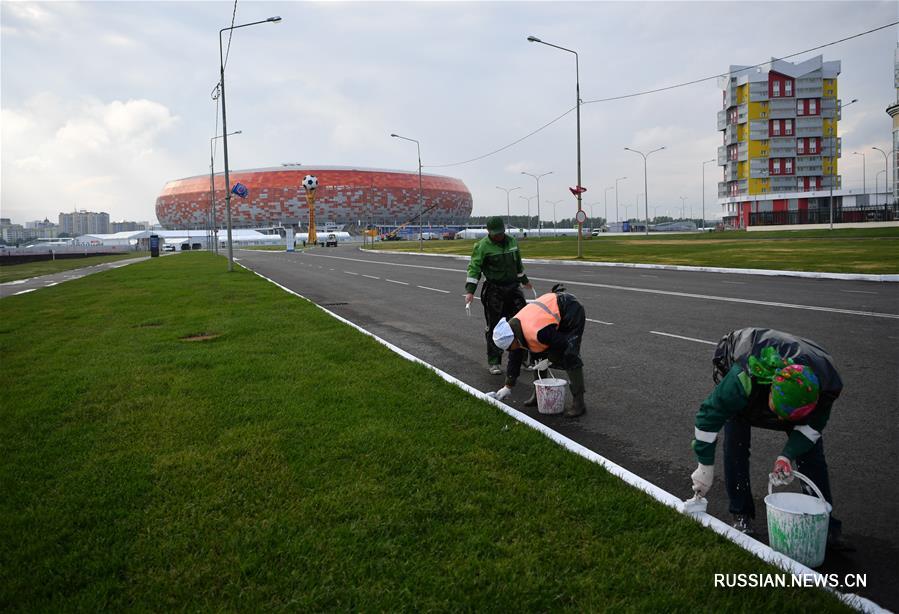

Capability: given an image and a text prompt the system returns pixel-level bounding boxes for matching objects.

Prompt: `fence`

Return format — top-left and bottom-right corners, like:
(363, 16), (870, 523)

(749, 204), (899, 226)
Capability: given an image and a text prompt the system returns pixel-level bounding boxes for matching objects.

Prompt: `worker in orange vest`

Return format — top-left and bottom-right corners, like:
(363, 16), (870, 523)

(487, 285), (587, 417)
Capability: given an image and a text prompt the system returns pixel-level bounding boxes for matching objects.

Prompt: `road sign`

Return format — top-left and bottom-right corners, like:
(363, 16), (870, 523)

(575, 210), (587, 224)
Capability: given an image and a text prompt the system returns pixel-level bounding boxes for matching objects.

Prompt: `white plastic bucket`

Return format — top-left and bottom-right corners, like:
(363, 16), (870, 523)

(765, 471), (832, 568)
(534, 378), (568, 415)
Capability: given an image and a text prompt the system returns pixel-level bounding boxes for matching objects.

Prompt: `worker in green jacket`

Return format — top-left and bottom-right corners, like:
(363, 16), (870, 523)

(464, 217), (532, 374)
(690, 328), (847, 549)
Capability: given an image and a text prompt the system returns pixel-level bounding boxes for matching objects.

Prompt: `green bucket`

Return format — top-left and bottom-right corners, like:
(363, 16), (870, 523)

(765, 471), (831, 568)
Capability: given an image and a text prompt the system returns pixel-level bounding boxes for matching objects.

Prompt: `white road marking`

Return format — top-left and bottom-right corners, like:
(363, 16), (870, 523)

(5, 280), (28, 285)
(290, 253), (899, 319)
(362, 274), (380, 280)
(45, 282), (58, 287)
(650, 330), (717, 345)
(840, 289), (877, 295)
(640, 274), (658, 278)
(386, 279), (409, 285)
(418, 285), (450, 294)
(345, 271), (359, 276)
(722, 281), (746, 285)
(586, 318), (614, 325)
(14, 288), (36, 295)
(329, 268), (335, 271)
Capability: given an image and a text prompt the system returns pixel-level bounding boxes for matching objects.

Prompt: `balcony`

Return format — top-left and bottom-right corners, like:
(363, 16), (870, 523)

(749, 82), (769, 101)
(737, 104), (749, 123)
(718, 146), (727, 166)
(769, 98), (795, 119)
(724, 127), (738, 145)
(717, 110), (727, 131)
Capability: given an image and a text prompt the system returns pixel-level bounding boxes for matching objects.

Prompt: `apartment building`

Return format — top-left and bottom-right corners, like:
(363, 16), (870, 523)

(59, 210), (110, 235)
(717, 55), (842, 227)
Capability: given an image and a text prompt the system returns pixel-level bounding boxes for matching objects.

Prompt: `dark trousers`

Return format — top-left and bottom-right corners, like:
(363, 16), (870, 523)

(723, 418), (841, 534)
(482, 282), (526, 364)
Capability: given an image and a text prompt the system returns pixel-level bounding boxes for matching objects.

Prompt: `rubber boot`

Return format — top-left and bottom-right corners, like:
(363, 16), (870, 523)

(565, 368), (586, 417)
(523, 370), (545, 407)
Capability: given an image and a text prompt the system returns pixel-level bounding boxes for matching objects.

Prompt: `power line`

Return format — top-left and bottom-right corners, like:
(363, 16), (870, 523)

(223, 0), (239, 71)
(424, 105), (576, 168)
(423, 20), (898, 169)
(582, 20), (898, 105)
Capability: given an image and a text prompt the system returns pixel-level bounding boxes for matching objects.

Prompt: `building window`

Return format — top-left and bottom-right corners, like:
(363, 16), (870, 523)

(773, 80), (781, 97)
(798, 178), (805, 191)
(797, 100), (804, 115)
(785, 119), (793, 135)
(797, 138), (805, 154)
(772, 160), (780, 175)
(785, 80), (793, 96)
(810, 99), (817, 114)
(772, 121), (780, 136)
(785, 159), (793, 174)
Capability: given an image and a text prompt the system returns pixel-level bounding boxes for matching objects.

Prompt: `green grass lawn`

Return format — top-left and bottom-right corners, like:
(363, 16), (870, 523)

(373, 227), (899, 274)
(0, 253), (847, 611)
(0, 252), (148, 283)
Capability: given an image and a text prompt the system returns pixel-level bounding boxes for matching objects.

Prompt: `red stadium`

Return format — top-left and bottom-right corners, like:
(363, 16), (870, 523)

(155, 165), (473, 230)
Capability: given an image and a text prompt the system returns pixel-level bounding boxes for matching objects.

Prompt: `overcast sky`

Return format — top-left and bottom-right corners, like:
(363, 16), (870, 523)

(1, 1), (896, 225)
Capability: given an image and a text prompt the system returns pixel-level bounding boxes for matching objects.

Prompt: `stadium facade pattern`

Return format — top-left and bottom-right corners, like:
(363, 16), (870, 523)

(155, 165), (473, 230)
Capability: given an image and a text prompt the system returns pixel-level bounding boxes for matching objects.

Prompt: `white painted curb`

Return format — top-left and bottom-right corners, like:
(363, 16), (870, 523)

(368, 248), (899, 283)
(238, 260), (889, 614)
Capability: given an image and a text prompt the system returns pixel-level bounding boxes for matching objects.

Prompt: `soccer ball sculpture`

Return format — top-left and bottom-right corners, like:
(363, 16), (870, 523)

(303, 175), (318, 191)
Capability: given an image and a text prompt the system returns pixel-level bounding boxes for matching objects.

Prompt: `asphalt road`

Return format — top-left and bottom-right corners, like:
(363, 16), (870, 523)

(237, 245), (899, 609)
(0, 255), (151, 298)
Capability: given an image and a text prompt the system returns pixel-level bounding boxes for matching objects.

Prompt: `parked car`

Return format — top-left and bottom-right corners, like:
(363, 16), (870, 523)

(163, 244), (176, 252)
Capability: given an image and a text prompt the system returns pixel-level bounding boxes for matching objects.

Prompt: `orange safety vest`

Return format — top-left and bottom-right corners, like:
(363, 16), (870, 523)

(515, 293), (561, 353)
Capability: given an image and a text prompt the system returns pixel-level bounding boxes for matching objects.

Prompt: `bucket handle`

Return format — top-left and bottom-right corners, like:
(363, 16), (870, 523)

(767, 470), (826, 503)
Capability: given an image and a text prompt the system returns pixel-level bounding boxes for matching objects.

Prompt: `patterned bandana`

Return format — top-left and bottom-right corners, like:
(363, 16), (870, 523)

(769, 364), (820, 421)
(746, 346), (790, 383)
(748, 347), (819, 420)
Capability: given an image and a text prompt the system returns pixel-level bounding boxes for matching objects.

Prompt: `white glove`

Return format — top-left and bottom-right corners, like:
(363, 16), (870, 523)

(770, 456), (794, 486)
(531, 358), (550, 372)
(691, 463), (714, 496)
(486, 386), (512, 401)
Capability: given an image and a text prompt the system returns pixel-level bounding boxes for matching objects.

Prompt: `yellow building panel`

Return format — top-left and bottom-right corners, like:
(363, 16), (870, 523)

(748, 140), (769, 158)
(823, 118), (836, 137)
(737, 124), (748, 142)
(823, 157), (839, 176)
(737, 161), (748, 180)
(737, 84), (749, 104)
(823, 78), (837, 99)
(748, 178), (770, 195)
(748, 101), (769, 120)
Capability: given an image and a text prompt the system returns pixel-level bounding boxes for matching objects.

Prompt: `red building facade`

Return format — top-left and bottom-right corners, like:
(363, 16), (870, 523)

(155, 166), (473, 229)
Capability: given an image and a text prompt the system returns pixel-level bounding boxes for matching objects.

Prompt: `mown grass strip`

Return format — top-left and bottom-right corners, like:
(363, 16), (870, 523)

(373, 228), (899, 274)
(0, 252), (148, 283)
(0, 253), (847, 611)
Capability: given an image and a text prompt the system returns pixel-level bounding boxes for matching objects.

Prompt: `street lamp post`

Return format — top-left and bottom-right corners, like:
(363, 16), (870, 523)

(546, 199), (563, 229)
(702, 159), (715, 230)
(852, 151), (866, 197)
(521, 171), (552, 237)
(873, 146), (890, 206)
(679, 196), (687, 220)
(391, 133), (424, 252)
(624, 146), (666, 235)
(603, 187), (614, 227)
(496, 185), (521, 226)
(210, 130), (241, 255)
(615, 176), (626, 225)
(520, 195), (536, 234)
(219, 15), (281, 271)
(528, 35), (584, 256)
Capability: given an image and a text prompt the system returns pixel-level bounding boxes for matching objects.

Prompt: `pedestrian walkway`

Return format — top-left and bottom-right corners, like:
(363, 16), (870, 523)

(0, 256), (150, 298)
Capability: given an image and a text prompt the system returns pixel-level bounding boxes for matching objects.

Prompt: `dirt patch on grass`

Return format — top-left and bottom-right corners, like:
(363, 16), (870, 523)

(135, 321), (163, 328)
(180, 332), (221, 342)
